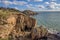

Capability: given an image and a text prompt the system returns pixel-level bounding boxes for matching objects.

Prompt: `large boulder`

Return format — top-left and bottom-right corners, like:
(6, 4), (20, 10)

(31, 25), (48, 40)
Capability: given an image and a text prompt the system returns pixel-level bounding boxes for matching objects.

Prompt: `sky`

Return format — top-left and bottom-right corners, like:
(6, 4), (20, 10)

(0, 0), (60, 11)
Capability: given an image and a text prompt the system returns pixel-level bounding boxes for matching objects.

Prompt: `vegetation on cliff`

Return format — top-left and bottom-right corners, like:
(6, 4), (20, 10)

(0, 7), (21, 18)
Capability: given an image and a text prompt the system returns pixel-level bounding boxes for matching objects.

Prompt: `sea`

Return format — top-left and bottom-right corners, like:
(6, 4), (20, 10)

(31, 11), (60, 32)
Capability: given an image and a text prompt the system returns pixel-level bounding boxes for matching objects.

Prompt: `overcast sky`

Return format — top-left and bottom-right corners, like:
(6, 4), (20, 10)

(0, 0), (60, 11)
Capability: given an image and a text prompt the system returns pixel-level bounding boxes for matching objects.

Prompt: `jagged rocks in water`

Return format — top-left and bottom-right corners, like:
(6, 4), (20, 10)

(47, 33), (60, 40)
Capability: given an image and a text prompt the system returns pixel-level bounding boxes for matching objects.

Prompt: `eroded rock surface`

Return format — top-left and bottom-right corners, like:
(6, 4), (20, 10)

(31, 25), (48, 40)
(0, 13), (60, 40)
(0, 13), (36, 40)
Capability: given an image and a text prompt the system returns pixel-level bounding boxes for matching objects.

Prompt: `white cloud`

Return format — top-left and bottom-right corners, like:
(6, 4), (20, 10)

(55, 4), (60, 6)
(38, 5), (45, 8)
(26, 4), (33, 8)
(35, 5), (45, 8)
(27, 0), (30, 2)
(50, 2), (56, 5)
(45, 1), (60, 10)
(2, 1), (12, 5)
(0, 1), (1, 3)
(2, 0), (27, 6)
(45, 2), (49, 4)
(49, 5), (55, 9)
(34, 0), (43, 2)
(50, 0), (56, 1)
(27, 7), (39, 11)
(18, 1), (27, 5)
(25, 4), (38, 11)
(14, 7), (18, 10)
(26, 5), (31, 8)
(26, 4), (45, 11)
(49, 2), (56, 9)
(12, 1), (27, 5)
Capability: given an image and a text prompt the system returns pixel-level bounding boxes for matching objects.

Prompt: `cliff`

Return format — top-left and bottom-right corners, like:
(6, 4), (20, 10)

(0, 7), (60, 40)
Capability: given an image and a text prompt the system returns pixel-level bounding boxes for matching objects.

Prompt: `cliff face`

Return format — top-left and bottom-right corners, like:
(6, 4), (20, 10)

(0, 13), (49, 40)
(15, 14), (36, 32)
(0, 13), (60, 40)
(0, 7), (60, 40)
(0, 13), (37, 39)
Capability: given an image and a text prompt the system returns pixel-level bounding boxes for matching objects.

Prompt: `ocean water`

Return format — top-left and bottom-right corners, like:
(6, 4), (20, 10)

(32, 12), (60, 31)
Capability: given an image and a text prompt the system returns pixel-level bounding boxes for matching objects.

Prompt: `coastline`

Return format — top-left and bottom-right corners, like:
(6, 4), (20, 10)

(0, 7), (60, 40)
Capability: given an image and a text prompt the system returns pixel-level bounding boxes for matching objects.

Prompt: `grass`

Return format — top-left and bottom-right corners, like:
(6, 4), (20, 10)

(0, 7), (21, 19)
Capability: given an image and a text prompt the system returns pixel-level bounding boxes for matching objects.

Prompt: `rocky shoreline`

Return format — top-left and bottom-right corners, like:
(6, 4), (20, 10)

(0, 13), (60, 40)
(0, 7), (60, 40)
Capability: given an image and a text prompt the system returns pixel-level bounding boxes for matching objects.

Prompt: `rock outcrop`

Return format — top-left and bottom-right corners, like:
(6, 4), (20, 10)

(0, 13), (37, 39)
(31, 25), (48, 40)
(22, 10), (37, 16)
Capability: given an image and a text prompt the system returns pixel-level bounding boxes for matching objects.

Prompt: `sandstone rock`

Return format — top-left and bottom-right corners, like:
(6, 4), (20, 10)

(6, 13), (36, 40)
(7, 15), (16, 26)
(14, 13), (37, 32)
(0, 24), (14, 39)
(0, 13), (50, 40)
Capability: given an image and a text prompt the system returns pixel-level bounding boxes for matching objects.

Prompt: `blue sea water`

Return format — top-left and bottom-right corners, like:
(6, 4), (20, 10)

(32, 12), (60, 31)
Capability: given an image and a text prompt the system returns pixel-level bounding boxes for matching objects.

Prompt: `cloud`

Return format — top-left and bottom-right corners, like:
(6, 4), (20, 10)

(45, 2), (60, 9)
(27, 7), (39, 11)
(0, 0), (60, 11)
(14, 7), (18, 10)
(0, 1), (1, 3)
(2, 1), (12, 5)
(55, 4), (60, 6)
(1, 0), (27, 6)
(35, 5), (45, 9)
(34, 0), (43, 2)
(25, 4), (38, 11)
(45, 2), (49, 4)
(27, 0), (30, 2)
(26, 4), (46, 11)
(18, 1), (27, 5)
(48, 2), (55, 9)
(12, 1), (27, 5)
(49, 5), (55, 9)
(44, 1), (60, 10)
(50, 0), (56, 1)
(26, 4), (33, 8)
